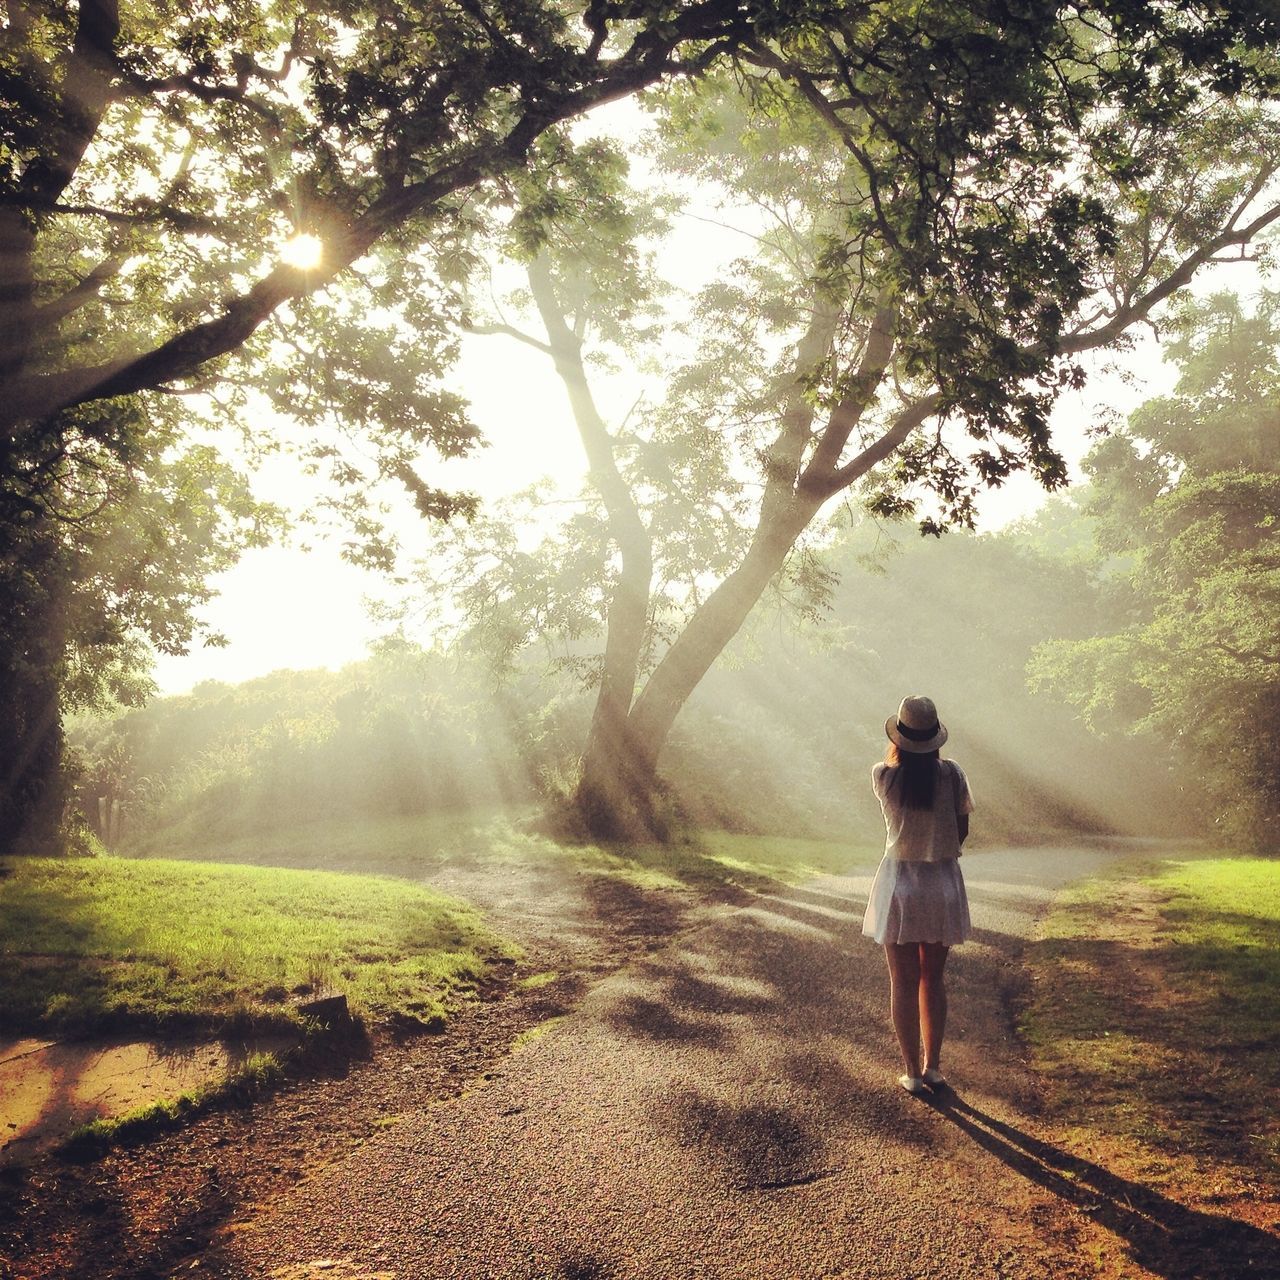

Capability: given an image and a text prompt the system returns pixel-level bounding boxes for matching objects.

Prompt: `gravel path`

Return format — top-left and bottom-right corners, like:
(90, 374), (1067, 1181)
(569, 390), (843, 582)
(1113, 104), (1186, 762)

(194, 841), (1280, 1280)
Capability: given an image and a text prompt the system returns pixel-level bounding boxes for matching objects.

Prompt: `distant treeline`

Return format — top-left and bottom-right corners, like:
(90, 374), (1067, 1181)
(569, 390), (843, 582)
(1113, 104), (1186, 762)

(70, 504), (1191, 854)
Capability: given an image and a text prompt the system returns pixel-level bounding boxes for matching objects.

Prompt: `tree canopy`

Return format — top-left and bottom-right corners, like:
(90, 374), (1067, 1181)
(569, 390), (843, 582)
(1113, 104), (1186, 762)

(7, 2), (1280, 848)
(1032, 292), (1280, 848)
(415, 4), (1280, 834)
(0, 0), (829, 851)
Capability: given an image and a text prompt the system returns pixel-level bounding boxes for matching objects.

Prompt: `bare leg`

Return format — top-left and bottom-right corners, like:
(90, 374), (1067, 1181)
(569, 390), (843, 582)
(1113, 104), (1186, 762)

(885, 943), (923, 1078)
(919, 942), (950, 1072)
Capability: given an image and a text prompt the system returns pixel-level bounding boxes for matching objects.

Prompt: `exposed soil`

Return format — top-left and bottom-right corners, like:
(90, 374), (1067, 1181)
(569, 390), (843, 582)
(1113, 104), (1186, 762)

(0, 1033), (303, 1167)
(0, 862), (691, 1280)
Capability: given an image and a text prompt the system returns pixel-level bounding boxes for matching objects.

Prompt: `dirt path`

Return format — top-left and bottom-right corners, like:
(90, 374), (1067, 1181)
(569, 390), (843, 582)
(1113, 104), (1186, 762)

(0, 862), (692, 1280)
(186, 842), (1279, 1280)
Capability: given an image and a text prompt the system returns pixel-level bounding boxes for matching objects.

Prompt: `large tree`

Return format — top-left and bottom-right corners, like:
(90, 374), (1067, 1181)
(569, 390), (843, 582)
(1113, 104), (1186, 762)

(439, 4), (1280, 837)
(0, 0), (833, 852)
(6, 3), (1280, 849)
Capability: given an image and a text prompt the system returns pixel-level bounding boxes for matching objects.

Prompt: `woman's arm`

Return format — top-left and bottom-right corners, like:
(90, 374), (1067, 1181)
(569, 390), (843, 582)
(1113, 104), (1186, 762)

(957, 813), (969, 846)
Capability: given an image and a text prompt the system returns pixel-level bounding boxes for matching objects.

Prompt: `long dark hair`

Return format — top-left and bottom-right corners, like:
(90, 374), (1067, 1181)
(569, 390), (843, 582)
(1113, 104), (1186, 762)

(885, 742), (940, 810)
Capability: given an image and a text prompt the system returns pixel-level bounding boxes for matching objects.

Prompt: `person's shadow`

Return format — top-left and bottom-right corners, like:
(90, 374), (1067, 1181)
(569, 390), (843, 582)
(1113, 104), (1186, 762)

(926, 1090), (1280, 1279)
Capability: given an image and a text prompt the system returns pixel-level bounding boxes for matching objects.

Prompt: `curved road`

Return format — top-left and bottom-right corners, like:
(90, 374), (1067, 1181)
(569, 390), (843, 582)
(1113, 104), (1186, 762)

(205, 843), (1279, 1280)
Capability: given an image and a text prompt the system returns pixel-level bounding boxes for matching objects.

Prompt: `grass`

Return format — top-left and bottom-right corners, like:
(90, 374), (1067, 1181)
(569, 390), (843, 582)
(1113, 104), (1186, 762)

(517, 970), (560, 990)
(0, 855), (520, 1037)
(130, 809), (502, 877)
(62, 1050), (285, 1155)
(512, 1015), (567, 1051)
(3, 815), (875, 1042)
(1023, 854), (1280, 1185)
(125, 808), (879, 895)
(691, 831), (877, 887)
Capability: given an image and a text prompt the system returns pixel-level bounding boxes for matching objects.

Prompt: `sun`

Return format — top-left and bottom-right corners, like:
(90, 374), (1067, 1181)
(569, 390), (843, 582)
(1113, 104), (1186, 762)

(280, 232), (323, 271)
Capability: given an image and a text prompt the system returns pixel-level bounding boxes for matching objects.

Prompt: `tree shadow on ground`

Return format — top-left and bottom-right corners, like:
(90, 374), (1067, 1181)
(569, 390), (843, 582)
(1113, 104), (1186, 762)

(613, 884), (964, 1192)
(670, 1092), (835, 1190)
(608, 873), (1278, 1264)
(555, 1250), (619, 1279)
(579, 871), (687, 942)
(1026, 916), (1280, 1179)
(929, 1091), (1280, 1280)
(606, 994), (732, 1047)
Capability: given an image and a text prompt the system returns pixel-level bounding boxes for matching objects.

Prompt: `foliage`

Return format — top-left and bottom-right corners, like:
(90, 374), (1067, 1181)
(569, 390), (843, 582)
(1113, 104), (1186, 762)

(73, 504), (1190, 848)
(673, 510), (1187, 840)
(714, 4), (1280, 528)
(1031, 293), (1280, 849)
(0, 0), (846, 571)
(408, 4), (1280, 837)
(0, 0), (828, 852)
(0, 396), (278, 852)
(0, 853), (519, 1036)
(69, 637), (545, 846)
(15, 4), (1280, 846)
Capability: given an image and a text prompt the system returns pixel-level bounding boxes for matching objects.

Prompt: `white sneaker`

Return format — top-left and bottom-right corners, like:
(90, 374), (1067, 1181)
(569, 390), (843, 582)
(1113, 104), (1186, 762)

(922, 1067), (948, 1089)
(899, 1074), (927, 1095)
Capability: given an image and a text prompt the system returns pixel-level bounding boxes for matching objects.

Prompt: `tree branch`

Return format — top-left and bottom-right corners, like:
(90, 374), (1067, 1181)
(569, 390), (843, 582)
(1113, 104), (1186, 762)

(818, 392), (944, 496)
(0, 193), (229, 235)
(32, 256), (126, 332)
(0, 7), (753, 428)
(1213, 638), (1280, 667)
(1061, 198), (1280, 356)
(800, 298), (898, 487)
(761, 295), (841, 492)
(463, 318), (554, 355)
(743, 42), (906, 255)
(119, 70), (283, 131)
(801, 191), (1280, 506)
(18, 0), (120, 206)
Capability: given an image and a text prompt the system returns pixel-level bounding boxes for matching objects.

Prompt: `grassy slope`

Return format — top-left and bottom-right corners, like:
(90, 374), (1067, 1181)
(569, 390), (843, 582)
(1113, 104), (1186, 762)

(2, 820), (876, 1041)
(0, 855), (520, 1036)
(1023, 855), (1280, 1186)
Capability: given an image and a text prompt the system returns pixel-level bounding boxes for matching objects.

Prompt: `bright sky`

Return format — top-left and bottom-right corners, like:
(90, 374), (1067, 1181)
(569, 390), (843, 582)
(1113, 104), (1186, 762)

(148, 102), (1248, 697)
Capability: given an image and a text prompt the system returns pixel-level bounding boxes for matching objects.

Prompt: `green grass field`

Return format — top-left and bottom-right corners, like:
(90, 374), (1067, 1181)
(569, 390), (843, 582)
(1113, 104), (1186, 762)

(0, 855), (520, 1037)
(1024, 855), (1280, 1183)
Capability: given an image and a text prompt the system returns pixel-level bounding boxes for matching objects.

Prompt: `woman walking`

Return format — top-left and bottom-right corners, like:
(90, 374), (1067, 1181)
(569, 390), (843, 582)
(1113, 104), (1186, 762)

(863, 695), (974, 1095)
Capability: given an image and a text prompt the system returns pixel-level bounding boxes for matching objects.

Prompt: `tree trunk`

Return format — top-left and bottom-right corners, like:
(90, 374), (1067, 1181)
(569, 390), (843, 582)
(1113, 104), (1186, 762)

(0, 645), (67, 857)
(624, 497), (819, 789)
(574, 514), (817, 841)
(575, 299), (905, 834)
(573, 564), (659, 841)
(570, 300), (843, 839)
(0, 506), (71, 855)
(553, 281), (840, 839)
(523, 258), (660, 838)
(518, 271), (889, 840)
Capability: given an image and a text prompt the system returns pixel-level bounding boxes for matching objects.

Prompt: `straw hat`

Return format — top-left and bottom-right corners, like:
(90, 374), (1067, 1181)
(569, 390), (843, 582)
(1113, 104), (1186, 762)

(885, 694), (948, 753)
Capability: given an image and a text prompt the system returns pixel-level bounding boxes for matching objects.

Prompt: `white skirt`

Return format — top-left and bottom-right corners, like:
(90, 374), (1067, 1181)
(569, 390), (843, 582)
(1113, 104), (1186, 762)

(861, 856), (971, 946)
